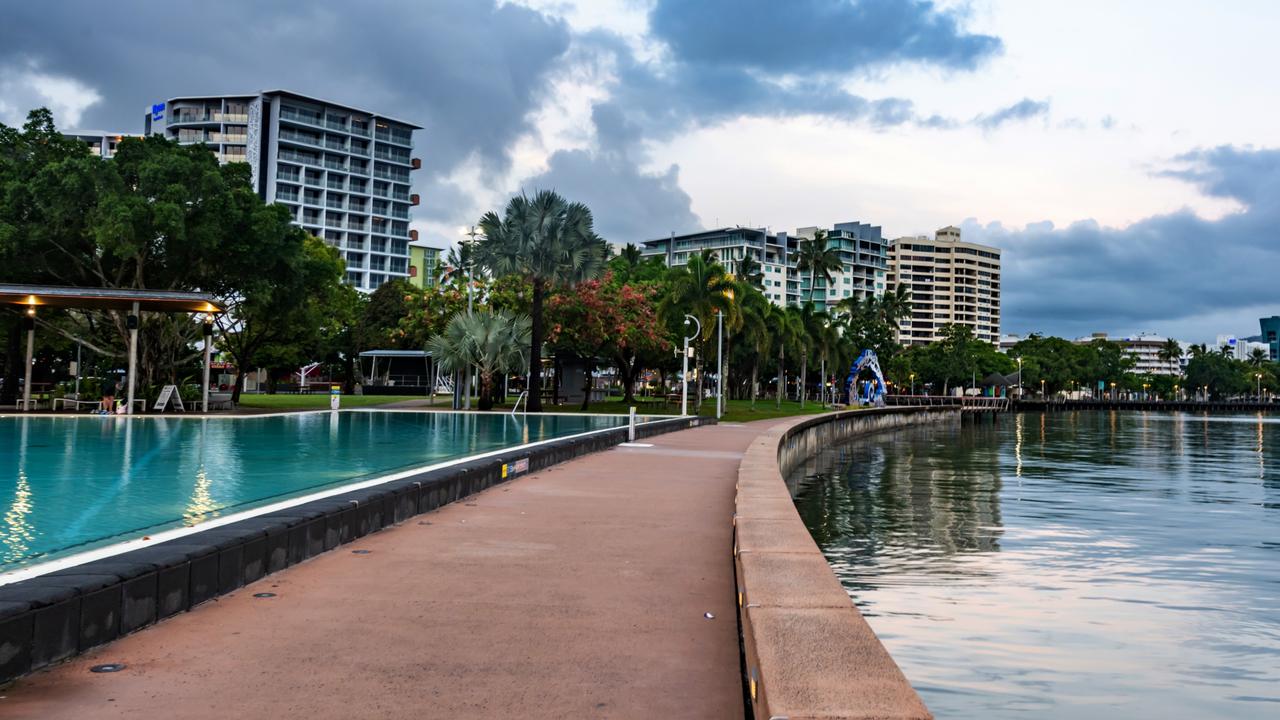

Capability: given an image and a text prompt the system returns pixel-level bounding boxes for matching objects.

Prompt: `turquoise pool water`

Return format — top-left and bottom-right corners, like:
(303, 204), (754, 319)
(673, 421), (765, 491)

(1, 411), (631, 572)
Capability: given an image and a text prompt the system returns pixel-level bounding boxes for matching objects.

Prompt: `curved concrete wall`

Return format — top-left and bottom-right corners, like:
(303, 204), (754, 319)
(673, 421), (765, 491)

(735, 407), (958, 720)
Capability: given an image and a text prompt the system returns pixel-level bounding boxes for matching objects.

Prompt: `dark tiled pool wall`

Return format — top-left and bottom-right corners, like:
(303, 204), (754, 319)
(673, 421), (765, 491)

(0, 416), (710, 684)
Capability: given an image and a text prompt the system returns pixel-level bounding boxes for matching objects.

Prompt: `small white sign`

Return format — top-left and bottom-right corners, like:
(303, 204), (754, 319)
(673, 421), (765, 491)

(153, 384), (184, 412)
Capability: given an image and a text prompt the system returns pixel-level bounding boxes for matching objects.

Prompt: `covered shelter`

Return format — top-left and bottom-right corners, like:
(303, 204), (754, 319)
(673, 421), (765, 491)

(358, 349), (437, 396)
(0, 284), (225, 414)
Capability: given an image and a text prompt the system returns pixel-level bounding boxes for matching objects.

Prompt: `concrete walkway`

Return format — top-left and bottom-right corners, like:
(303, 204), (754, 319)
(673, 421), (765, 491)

(1, 422), (768, 719)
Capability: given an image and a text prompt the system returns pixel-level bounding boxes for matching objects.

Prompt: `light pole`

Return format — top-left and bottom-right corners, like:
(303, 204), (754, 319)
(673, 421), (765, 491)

(462, 226), (479, 411)
(1110, 381), (1116, 401)
(1016, 357), (1022, 398)
(910, 372), (916, 396)
(681, 314), (701, 417)
(1041, 378), (1046, 399)
(716, 310), (724, 419)
(1258, 373), (1263, 402)
(22, 306), (35, 412)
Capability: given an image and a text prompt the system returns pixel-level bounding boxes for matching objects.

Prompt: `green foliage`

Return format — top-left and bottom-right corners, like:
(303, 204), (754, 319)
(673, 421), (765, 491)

(794, 230), (842, 304)
(425, 309), (530, 410)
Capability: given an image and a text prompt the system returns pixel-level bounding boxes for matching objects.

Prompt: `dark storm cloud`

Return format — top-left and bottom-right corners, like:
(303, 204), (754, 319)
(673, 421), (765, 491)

(967, 146), (1280, 339)
(650, 0), (1002, 75)
(0, 0), (571, 184)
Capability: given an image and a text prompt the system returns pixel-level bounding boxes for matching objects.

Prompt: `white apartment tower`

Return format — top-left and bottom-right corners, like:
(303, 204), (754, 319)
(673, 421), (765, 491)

(145, 90), (421, 291)
(888, 226), (1002, 346)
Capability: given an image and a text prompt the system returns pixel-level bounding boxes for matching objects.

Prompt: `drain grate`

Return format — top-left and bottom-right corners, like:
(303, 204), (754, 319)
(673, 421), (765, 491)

(90, 664), (126, 673)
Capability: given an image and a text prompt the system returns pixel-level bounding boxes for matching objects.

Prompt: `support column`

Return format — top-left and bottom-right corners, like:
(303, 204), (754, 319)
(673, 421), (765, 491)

(22, 312), (34, 411)
(202, 318), (213, 413)
(126, 301), (139, 415)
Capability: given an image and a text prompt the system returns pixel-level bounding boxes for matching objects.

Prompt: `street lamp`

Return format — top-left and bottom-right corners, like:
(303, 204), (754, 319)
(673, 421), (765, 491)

(1040, 378), (1046, 398)
(681, 314), (701, 417)
(1110, 381), (1116, 401)
(715, 309), (724, 419)
(910, 372), (916, 396)
(1257, 373), (1263, 403)
(1016, 357), (1023, 398)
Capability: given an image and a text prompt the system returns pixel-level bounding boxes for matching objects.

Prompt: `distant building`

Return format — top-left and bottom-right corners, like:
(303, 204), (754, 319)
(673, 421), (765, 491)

(64, 132), (141, 158)
(407, 242), (442, 290)
(888, 226), (1002, 346)
(792, 221), (888, 308)
(144, 90), (422, 291)
(641, 227), (800, 306)
(1077, 333), (1183, 375)
(1261, 316), (1280, 360)
(1216, 334), (1270, 361)
(998, 334), (1024, 354)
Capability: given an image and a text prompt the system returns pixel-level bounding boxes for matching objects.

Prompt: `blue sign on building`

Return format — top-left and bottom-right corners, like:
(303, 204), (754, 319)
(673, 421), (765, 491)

(151, 103), (165, 121)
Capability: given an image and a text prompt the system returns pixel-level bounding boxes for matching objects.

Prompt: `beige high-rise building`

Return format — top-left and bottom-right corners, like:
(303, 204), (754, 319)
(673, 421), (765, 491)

(887, 225), (1002, 346)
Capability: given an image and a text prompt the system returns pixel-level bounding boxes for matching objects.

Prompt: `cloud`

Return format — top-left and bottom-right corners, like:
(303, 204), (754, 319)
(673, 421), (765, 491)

(974, 98), (1049, 130)
(0, 61), (101, 128)
(965, 145), (1280, 341)
(649, 0), (1002, 75)
(518, 105), (701, 244)
(0, 0), (572, 216)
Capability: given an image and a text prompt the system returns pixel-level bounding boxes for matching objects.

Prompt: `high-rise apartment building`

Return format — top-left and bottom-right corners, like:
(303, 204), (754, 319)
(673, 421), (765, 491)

(641, 227), (801, 306)
(407, 243), (442, 290)
(1261, 316), (1280, 360)
(793, 221), (888, 308)
(1077, 333), (1184, 375)
(145, 90), (421, 291)
(887, 225), (1002, 346)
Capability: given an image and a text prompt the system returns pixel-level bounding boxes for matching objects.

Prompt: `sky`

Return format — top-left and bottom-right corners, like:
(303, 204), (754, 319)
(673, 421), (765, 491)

(1, 0), (1277, 343)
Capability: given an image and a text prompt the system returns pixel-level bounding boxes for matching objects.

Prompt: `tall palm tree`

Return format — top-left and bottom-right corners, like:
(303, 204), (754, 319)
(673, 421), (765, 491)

(1158, 338), (1184, 372)
(771, 304), (805, 408)
(738, 288), (772, 407)
(794, 230), (842, 305)
(876, 283), (913, 329)
(475, 190), (607, 412)
(425, 310), (530, 411)
(660, 254), (739, 409)
(796, 302), (828, 408)
(441, 242), (473, 284)
(1248, 347), (1268, 367)
(735, 253), (764, 289)
(1188, 343), (1208, 359)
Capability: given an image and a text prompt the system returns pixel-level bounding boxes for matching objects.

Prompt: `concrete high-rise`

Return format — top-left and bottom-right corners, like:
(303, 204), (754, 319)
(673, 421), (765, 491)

(887, 225), (1002, 346)
(145, 90), (421, 291)
(793, 221), (888, 308)
(64, 132), (141, 159)
(640, 227), (801, 306)
(1261, 316), (1280, 360)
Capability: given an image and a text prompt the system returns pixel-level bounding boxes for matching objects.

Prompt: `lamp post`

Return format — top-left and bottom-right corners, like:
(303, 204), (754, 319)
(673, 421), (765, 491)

(202, 317), (214, 413)
(22, 305), (35, 412)
(1142, 382), (1149, 401)
(716, 310), (723, 419)
(909, 372), (916, 396)
(1258, 373), (1263, 403)
(1040, 378), (1046, 399)
(1110, 381), (1116, 401)
(462, 225), (480, 411)
(1016, 357), (1023, 398)
(681, 314), (701, 417)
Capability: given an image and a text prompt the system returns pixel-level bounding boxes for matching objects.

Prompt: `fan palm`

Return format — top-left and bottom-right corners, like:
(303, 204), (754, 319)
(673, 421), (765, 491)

(1248, 347), (1268, 367)
(1157, 337), (1184, 372)
(425, 310), (531, 411)
(475, 190), (607, 412)
(795, 230), (842, 304)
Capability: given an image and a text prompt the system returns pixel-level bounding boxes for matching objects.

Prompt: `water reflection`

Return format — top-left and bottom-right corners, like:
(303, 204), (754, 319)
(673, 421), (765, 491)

(790, 411), (1280, 719)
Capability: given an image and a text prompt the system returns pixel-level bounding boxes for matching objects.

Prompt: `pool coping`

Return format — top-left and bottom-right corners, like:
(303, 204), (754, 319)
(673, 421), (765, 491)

(0, 413), (712, 684)
(0, 410), (674, 585)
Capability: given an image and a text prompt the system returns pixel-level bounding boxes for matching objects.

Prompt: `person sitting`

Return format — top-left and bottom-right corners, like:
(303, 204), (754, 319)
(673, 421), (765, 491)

(100, 379), (119, 414)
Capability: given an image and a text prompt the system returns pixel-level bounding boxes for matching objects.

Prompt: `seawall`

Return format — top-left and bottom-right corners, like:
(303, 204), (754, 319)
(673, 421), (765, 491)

(735, 406), (959, 720)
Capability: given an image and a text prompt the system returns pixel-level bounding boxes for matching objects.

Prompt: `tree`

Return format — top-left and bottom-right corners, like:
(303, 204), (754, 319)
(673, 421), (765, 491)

(618, 243), (642, 270)
(659, 253), (738, 409)
(771, 305), (805, 407)
(215, 234), (347, 401)
(735, 254), (764, 289)
(795, 230), (841, 304)
(547, 273), (670, 406)
(1248, 347), (1269, 367)
(737, 288), (772, 407)
(475, 190), (607, 412)
(1158, 337), (1184, 373)
(425, 310), (530, 411)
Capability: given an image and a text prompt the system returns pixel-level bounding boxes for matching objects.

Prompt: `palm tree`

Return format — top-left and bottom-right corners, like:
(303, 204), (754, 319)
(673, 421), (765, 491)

(1158, 338), (1184, 373)
(771, 305), (805, 408)
(738, 288), (772, 407)
(475, 190), (607, 412)
(794, 230), (842, 305)
(1248, 347), (1268, 367)
(441, 243), (473, 284)
(660, 254), (738, 409)
(1188, 343), (1208, 359)
(796, 302), (828, 408)
(425, 310), (530, 411)
(735, 253), (764, 289)
(877, 283), (913, 329)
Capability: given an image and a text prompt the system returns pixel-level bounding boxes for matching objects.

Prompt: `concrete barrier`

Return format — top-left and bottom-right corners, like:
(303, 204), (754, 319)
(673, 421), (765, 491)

(735, 406), (958, 720)
(0, 414), (711, 685)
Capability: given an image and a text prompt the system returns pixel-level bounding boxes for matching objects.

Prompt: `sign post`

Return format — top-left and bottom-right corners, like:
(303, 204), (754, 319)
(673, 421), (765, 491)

(330, 384), (341, 411)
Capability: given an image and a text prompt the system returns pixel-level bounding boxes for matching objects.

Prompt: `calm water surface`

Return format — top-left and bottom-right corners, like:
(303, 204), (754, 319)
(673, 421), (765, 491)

(790, 411), (1279, 719)
(1, 411), (629, 571)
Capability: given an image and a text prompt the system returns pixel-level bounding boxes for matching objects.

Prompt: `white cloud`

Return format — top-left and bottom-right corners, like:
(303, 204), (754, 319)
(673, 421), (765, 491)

(0, 62), (101, 128)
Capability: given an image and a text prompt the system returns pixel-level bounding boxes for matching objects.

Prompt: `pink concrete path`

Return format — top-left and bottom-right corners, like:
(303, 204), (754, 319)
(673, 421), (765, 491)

(1, 422), (769, 720)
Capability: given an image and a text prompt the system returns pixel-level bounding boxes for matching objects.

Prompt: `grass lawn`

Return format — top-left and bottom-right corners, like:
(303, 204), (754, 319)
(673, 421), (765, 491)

(237, 392), (840, 423)
(236, 394), (432, 410)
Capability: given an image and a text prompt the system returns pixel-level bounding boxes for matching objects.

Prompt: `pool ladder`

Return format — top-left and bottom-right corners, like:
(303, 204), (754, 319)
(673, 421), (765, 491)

(511, 390), (528, 416)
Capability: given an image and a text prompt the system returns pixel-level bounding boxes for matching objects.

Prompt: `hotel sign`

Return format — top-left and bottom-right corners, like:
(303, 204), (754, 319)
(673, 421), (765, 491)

(151, 103), (165, 121)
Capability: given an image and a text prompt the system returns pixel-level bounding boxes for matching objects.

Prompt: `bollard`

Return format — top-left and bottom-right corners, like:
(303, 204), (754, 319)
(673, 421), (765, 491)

(330, 384), (341, 411)
(628, 406), (636, 442)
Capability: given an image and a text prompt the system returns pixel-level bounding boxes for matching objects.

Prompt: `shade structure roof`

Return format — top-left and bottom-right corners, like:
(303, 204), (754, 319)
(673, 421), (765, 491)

(358, 349), (431, 358)
(0, 284), (224, 314)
